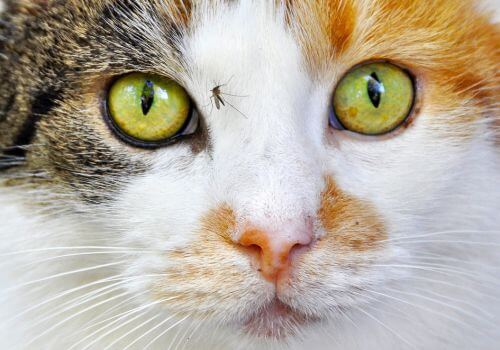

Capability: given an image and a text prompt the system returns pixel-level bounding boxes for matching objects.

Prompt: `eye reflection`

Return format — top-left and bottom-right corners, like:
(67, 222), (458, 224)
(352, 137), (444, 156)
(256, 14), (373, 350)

(330, 62), (415, 135)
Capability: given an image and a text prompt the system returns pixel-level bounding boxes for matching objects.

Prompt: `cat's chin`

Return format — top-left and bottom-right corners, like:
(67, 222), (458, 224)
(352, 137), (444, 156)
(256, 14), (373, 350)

(239, 299), (319, 339)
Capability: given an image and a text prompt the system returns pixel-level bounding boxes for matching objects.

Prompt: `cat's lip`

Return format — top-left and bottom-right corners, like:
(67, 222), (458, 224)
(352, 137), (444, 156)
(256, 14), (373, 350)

(240, 299), (317, 338)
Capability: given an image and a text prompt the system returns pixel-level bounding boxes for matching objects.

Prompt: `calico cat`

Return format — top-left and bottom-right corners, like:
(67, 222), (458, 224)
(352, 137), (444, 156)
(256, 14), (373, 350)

(0, 0), (498, 349)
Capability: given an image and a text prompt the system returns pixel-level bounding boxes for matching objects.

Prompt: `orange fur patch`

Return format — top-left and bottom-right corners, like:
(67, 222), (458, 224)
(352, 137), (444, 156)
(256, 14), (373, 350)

(318, 176), (386, 252)
(324, 0), (356, 56)
(158, 0), (193, 27)
(288, 0), (357, 72)
(290, 0), (498, 136)
(152, 205), (253, 312)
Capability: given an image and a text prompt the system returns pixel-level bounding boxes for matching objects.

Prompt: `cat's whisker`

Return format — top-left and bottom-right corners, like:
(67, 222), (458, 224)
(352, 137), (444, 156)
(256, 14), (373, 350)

(124, 311), (182, 350)
(23, 290), (131, 348)
(1, 274), (129, 326)
(369, 263), (500, 284)
(143, 313), (191, 350)
(0, 143), (44, 151)
(47, 278), (143, 312)
(0, 251), (153, 270)
(179, 313), (208, 350)
(71, 289), (153, 340)
(168, 313), (195, 350)
(352, 305), (416, 349)
(393, 240), (500, 247)
(79, 295), (180, 350)
(80, 309), (152, 350)
(0, 246), (158, 257)
(0, 260), (127, 295)
(412, 286), (495, 319)
(0, 171), (49, 180)
(407, 271), (500, 302)
(397, 271), (499, 301)
(26, 281), (133, 331)
(382, 286), (488, 324)
(379, 230), (499, 244)
(54, 273), (176, 314)
(360, 288), (485, 336)
(347, 289), (406, 320)
(103, 312), (162, 350)
(410, 254), (500, 272)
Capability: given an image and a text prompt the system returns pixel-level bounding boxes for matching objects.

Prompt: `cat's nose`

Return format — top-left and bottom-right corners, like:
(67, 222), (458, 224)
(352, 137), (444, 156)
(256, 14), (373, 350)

(238, 226), (313, 282)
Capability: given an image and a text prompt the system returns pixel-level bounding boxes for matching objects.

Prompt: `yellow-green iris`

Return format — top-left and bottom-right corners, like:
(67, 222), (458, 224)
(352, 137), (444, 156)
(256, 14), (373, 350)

(108, 73), (191, 142)
(333, 62), (414, 135)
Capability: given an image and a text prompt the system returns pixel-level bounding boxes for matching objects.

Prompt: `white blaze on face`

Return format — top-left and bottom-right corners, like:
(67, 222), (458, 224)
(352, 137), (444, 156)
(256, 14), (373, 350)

(177, 2), (326, 236)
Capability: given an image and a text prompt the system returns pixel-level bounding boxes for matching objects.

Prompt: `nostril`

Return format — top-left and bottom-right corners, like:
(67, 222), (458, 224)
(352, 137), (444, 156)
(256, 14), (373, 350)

(245, 243), (262, 258)
(289, 241), (311, 263)
(237, 228), (313, 281)
(238, 243), (262, 268)
(247, 244), (261, 252)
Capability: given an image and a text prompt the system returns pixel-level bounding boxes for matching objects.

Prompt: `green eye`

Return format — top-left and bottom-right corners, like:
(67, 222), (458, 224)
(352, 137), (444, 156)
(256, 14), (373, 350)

(331, 62), (415, 135)
(107, 73), (194, 146)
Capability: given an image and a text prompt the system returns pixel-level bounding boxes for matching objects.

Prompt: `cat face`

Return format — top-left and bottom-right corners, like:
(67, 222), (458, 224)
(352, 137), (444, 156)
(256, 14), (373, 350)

(0, 0), (498, 347)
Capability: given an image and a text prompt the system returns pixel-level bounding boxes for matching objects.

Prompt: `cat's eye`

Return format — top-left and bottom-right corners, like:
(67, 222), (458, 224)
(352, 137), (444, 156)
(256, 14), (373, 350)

(330, 62), (415, 135)
(107, 73), (197, 147)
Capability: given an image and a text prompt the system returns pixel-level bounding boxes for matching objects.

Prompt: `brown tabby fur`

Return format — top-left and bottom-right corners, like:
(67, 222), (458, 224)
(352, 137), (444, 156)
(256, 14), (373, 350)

(0, 0), (498, 196)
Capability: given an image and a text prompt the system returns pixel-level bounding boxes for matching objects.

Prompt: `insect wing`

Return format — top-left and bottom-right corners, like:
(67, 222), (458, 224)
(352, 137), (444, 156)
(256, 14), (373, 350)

(216, 95), (225, 107)
(214, 95), (221, 109)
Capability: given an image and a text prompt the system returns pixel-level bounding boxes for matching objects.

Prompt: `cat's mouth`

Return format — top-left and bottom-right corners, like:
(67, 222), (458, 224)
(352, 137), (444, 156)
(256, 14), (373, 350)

(240, 298), (318, 339)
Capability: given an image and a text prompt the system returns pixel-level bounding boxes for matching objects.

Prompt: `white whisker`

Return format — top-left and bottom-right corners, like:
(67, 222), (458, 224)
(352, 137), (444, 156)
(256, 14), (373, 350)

(1, 260), (127, 295)
(103, 313), (162, 350)
(143, 314), (191, 350)
(123, 312), (181, 350)
(353, 305), (416, 349)
(24, 291), (130, 347)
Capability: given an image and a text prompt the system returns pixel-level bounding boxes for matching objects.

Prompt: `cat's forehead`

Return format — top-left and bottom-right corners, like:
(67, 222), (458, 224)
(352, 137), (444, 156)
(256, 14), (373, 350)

(135, 0), (498, 101)
(186, 2), (302, 86)
(170, 0), (497, 126)
(183, 2), (311, 130)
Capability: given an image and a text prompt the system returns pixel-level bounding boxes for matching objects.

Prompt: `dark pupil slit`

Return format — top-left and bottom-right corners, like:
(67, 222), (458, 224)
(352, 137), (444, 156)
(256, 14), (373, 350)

(367, 72), (382, 108)
(141, 80), (155, 115)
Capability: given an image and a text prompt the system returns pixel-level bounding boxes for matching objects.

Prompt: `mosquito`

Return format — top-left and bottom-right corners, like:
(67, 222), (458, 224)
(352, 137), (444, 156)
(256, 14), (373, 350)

(210, 84), (226, 110)
(208, 78), (248, 118)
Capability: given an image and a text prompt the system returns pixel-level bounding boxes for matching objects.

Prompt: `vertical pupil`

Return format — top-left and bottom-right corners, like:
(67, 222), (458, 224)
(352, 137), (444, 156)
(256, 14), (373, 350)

(367, 72), (382, 108)
(141, 80), (155, 115)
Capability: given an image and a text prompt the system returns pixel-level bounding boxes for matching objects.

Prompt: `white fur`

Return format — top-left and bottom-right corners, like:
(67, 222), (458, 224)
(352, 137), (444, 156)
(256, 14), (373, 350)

(0, 1), (499, 349)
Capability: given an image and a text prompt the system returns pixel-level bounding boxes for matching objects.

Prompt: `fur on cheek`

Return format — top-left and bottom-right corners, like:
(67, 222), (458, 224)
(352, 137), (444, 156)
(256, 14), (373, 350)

(318, 176), (387, 253)
(149, 205), (271, 319)
(276, 176), (391, 315)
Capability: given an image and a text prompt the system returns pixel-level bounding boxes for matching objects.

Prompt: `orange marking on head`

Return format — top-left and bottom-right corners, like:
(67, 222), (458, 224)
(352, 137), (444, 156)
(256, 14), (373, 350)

(163, 0), (193, 27)
(288, 0), (357, 72)
(291, 0), (498, 137)
(318, 176), (386, 252)
(324, 0), (356, 56)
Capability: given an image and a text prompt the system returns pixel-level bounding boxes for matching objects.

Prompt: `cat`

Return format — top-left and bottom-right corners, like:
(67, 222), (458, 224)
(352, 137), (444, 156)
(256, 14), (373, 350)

(0, 0), (499, 349)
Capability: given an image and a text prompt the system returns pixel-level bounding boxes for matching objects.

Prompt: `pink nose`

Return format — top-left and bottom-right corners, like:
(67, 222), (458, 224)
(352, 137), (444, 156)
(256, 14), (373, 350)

(238, 227), (313, 281)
